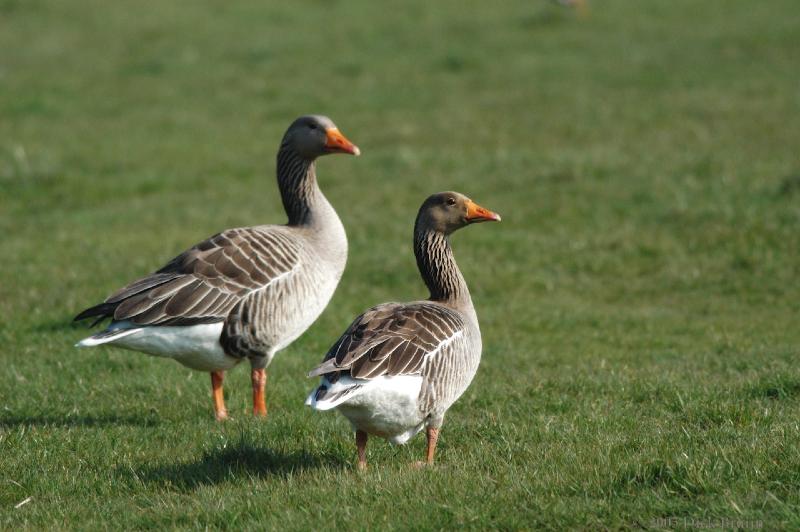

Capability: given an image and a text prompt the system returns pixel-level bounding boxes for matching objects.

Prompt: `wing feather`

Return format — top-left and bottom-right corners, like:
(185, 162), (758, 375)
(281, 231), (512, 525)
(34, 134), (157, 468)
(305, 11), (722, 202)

(74, 226), (301, 326)
(308, 302), (465, 380)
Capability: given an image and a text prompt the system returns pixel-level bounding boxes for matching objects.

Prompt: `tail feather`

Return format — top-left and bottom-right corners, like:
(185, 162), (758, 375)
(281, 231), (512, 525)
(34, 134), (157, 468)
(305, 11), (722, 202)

(75, 327), (140, 348)
(74, 272), (183, 323)
(305, 378), (364, 411)
(74, 302), (117, 323)
(307, 358), (341, 378)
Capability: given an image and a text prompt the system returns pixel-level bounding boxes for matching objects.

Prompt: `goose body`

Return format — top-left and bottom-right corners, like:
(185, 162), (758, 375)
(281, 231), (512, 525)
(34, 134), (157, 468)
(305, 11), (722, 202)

(75, 115), (359, 419)
(306, 302), (478, 444)
(307, 191), (500, 466)
(79, 223), (345, 369)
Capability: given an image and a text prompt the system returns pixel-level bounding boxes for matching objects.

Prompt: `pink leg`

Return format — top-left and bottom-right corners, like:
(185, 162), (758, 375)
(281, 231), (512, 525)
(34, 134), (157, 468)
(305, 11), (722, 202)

(425, 426), (440, 464)
(356, 430), (368, 470)
(211, 371), (228, 421)
(252, 368), (267, 417)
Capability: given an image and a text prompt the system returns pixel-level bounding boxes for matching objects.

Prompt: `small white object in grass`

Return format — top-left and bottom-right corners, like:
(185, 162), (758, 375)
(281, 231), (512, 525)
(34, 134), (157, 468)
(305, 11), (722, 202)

(15, 496), (33, 509)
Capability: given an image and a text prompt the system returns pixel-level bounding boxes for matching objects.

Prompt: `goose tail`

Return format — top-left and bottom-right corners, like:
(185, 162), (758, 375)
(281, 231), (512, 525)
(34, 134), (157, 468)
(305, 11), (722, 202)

(75, 327), (140, 348)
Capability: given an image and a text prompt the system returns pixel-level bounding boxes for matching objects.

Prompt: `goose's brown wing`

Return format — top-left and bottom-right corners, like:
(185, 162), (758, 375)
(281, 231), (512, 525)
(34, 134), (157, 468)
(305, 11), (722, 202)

(308, 302), (465, 380)
(74, 226), (300, 326)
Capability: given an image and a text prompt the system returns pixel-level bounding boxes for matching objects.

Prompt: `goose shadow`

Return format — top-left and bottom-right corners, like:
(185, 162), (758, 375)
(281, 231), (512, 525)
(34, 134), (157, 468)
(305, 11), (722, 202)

(0, 412), (161, 429)
(129, 443), (347, 490)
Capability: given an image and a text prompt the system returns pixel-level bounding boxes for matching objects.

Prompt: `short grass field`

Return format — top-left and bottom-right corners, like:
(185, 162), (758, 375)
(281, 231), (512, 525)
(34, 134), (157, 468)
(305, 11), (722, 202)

(2, 0), (799, 529)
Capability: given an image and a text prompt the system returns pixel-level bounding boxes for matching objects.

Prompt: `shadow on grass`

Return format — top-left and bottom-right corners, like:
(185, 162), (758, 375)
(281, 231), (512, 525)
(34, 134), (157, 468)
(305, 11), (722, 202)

(0, 412), (161, 428)
(133, 443), (347, 489)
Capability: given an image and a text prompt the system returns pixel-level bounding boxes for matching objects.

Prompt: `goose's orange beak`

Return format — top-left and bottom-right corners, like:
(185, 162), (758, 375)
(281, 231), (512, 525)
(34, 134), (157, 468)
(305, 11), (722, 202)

(325, 128), (360, 156)
(465, 199), (501, 223)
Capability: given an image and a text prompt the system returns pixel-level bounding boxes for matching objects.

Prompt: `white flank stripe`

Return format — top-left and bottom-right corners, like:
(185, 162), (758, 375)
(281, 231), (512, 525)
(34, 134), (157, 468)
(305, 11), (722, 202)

(75, 328), (141, 347)
(425, 330), (463, 361)
(250, 264), (299, 296)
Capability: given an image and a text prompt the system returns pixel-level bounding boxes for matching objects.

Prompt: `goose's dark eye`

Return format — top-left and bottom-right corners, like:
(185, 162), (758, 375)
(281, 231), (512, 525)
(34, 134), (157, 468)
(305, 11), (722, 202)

(446, 197), (456, 206)
(309, 123), (318, 130)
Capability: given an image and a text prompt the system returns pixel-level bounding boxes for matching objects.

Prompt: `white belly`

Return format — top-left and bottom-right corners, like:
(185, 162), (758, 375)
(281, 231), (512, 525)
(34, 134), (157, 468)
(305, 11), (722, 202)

(104, 322), (239, 372)
(335, 375), (426, 444)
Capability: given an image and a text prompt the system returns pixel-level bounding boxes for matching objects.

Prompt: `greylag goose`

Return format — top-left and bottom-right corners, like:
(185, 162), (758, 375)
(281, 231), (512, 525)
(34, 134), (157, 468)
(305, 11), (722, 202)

(306, 191), (500, 468)
(75, 115), (359, 420)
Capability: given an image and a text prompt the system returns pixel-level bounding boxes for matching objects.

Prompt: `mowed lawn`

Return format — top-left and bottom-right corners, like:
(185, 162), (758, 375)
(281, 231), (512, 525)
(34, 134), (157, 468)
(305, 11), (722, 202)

(2, 0), (799, 528)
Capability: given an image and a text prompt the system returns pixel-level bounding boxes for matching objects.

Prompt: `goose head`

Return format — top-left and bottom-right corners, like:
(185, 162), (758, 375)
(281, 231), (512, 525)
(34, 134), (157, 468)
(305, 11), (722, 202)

(282, 115), (360, 160)
(417, 191), (501, 235)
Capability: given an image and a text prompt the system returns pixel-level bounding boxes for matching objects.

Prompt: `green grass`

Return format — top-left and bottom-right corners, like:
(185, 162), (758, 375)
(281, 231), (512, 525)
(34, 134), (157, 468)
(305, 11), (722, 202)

(2, 0), (800, 528)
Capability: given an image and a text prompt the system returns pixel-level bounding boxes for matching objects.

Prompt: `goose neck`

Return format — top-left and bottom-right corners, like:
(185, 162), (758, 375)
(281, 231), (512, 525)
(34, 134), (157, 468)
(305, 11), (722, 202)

(414, 227), (472, 309)
(276, 145), (322, 226)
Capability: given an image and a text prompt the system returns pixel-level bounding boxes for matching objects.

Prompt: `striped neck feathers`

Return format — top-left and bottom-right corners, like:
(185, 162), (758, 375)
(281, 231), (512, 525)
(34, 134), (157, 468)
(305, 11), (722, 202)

(414, 226), (471, 306)
(276, 143), (322, 226)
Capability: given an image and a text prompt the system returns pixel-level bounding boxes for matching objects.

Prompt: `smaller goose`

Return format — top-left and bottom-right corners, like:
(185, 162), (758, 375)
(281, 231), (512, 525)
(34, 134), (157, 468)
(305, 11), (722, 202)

(306, 191), (500, 468)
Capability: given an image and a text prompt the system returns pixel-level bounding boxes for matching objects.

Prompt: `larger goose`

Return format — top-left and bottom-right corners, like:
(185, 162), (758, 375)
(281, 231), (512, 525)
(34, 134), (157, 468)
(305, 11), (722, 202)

(75, 115), (359, 420)
(306, 191), (500, 468)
